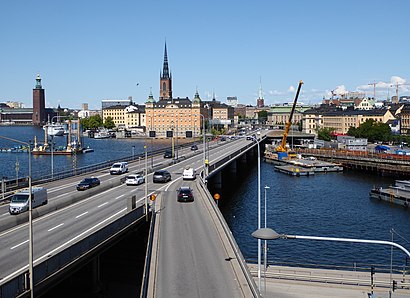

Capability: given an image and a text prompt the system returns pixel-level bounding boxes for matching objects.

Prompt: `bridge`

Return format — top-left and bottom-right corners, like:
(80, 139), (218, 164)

(0, 133), (265, 297)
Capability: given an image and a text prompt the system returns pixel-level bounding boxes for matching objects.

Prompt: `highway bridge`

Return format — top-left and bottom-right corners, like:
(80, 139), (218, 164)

(0, 132), (266, 297)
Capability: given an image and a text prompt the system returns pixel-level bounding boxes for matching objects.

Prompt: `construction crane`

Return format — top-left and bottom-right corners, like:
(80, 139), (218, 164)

(390, 82), (410, 103)
(368, 81), (377, 100)
(275, 80), (304, 154)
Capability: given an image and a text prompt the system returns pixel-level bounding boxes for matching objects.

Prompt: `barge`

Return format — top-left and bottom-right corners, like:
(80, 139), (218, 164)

(369, 180), (410, 207)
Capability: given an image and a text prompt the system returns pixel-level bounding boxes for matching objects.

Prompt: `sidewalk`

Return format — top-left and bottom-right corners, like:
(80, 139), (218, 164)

(247, 264), (410, 298)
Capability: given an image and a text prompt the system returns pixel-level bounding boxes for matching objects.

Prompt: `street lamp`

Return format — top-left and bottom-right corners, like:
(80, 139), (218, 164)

(132, 145), (135, 159)
(263, 185), (270, 296)
(144, 145), (148, 222)
(0, 136), (33, 297)
(196, 114), (206, 181)
(252, 228), (410, 297)
(257, 141), (262, 290)
(50, 135), (54, 179)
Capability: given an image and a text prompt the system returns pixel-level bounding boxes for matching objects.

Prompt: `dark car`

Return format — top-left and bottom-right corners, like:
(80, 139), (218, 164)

(153, 170), (172, 183)
(177, 186), (194, 202)
(77, 177), (100, 191)
(191, 144), (198, 151)
(164, 149), (174, 158)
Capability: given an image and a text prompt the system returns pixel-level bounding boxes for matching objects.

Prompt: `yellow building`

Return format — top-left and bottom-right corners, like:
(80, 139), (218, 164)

(102, 104), (145, 129)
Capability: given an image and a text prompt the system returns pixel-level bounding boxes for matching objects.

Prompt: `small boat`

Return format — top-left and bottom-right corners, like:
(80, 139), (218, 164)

(369, 180), (410, 208)
(82, 147), (94, 153)
(43, 123), (65, 136)
(94, 131), (111, 139)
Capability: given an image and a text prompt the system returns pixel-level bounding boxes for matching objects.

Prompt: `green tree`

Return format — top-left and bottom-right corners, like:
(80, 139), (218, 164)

(317, 127), (335, 141)
(258, 110), (268, 123)
(103, 116), (116, 129)
(347, 119), (391, 143)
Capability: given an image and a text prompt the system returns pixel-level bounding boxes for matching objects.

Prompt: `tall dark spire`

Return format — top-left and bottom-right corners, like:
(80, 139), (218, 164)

(162, 42), (170, 79)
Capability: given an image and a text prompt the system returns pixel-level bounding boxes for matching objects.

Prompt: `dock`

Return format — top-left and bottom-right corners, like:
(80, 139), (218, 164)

(275, 165), (315, 176)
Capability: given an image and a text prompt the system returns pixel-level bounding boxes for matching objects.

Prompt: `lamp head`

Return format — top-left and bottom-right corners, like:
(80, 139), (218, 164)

(252, 228), (280, 240)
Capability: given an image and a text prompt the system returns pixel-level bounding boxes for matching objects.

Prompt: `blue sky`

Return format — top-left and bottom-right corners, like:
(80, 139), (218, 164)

(1, 0), (409, 110)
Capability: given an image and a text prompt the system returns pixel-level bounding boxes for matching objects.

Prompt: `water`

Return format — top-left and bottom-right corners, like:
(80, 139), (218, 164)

(0, 126), (172, 180)
(219, 160), (410, 272)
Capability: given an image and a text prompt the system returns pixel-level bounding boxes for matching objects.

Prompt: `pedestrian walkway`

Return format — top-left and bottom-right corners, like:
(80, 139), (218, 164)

(247, 264), (410, 297)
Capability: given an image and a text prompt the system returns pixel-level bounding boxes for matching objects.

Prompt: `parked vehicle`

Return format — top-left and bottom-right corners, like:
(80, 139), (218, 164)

(183, 167), (196, 180)
(125, 174), (145, 186)
(9, 187), (48, 215)
(153, 170), (172, 183)
(110, 162), (129, 175)
(164, 149), (174, 158)
(77, 177), (100, 191)
(177, 186), (194, 202)
(191, 144), (198, 151)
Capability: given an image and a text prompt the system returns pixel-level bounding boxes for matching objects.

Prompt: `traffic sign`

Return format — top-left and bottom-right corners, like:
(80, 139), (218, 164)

(150, 194), (156, 201)
(214, 193), (220, 200)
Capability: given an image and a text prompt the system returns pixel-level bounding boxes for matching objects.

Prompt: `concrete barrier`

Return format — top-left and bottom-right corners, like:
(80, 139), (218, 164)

(0, 177), (124, 233)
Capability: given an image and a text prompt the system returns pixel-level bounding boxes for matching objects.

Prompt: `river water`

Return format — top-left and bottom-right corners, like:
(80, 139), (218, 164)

(218, 159), (410, 272)
(1, 126), (409, 272)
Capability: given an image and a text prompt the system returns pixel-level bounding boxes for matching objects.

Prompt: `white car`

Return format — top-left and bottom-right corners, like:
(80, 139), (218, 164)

(125, 174), (145, 186)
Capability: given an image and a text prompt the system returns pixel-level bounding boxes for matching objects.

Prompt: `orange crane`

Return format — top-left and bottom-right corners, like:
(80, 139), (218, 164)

(275, 80), (304, 154)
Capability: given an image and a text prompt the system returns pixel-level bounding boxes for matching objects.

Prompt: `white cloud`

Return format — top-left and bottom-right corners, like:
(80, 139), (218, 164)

(328, 85), (347, 97)
(391, 76), (406, 85)
(288, 86), (295, 92)
(268, 90), (282, 95)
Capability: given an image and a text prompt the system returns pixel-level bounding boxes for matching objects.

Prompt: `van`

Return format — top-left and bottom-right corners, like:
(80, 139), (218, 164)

(9, 187), (48, 215)
(183, 167), (196, 180)
(110, 162), (129, 175)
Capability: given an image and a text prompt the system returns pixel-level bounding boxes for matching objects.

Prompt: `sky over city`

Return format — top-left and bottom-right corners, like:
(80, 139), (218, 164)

(1, 0), (409, 110)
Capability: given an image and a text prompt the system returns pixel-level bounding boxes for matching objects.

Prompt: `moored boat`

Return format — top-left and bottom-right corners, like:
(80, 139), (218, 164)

(369, 180), (410, 208)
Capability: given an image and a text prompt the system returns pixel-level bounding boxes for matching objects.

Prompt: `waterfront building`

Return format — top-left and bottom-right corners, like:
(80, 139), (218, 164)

(101, 98), (132, 110)
(266, 104), (310, 127)
(321, 108), (395, 134)
(102, 104), (146, 129)
(400, 104), (410, 135)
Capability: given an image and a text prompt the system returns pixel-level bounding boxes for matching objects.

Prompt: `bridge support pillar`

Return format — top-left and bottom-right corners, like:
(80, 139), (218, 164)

(91, 256), (102, 294)
(213, 171), (222, 190)
(228, 159), (237, 178)
(127, 195), (136, 211)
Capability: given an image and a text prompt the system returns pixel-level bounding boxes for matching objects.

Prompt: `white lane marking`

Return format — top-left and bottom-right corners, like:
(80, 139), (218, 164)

(10, 239), (29, 250)
(48, 223), (64, 232)
(98, 202), (109, 208)
(75, 211), (88, 219)
(115, 194), (125, 200)
(1, 212), (9, 217)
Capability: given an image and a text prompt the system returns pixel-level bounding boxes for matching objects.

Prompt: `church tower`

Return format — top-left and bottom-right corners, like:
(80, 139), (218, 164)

(159, 42), (172, 100)
(32, 74), (46, 126)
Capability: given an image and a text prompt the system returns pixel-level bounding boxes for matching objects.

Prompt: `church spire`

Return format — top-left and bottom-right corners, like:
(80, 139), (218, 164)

(162, 42), (170, 79)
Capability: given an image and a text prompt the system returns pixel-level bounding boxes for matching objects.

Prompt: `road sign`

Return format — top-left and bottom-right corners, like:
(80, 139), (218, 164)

(214, 193), (220, 200)
(150, 194), (156, 201)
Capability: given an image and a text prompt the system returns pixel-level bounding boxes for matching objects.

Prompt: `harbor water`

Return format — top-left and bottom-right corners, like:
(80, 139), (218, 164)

(218, 159), (410, 272)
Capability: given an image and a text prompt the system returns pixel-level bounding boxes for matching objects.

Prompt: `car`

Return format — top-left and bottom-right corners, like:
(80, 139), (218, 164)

(164, 149), (174, 158)
(220, 137), (226, 141)
(9, 187), (48, 215)
(191, 144), (198, 151)
(177, 186), (194, 202)
(153, 170), (172, 183)
(77, 177), (100, 191)
(183, 167), (196, 180)
(125, 174), (145, 186)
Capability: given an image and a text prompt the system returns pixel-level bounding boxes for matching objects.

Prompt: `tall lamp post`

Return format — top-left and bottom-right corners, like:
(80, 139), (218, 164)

(263, 185), (270, 296)
(256, 137), (261, 290)
(197, 114), (206, 181)
(0, 136), (33, 297)
(50, 135), (54, 179)
(252, 228), (410, 298)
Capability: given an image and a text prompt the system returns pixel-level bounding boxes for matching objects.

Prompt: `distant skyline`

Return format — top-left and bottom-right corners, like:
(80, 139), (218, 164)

(1, 0), (409, 110)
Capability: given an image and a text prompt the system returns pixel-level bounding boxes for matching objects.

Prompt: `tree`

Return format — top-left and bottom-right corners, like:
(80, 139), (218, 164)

(80, 114), (103, 130)
(104, 116), (116, 129)
(258, 110), (268, 123)
(347, 119), (391, 143)
(317, 127), (335, 141)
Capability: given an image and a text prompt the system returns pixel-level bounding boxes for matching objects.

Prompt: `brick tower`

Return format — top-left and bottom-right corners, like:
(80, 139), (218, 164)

(32, 74), (46, 126)
(159, 42), (172, 100)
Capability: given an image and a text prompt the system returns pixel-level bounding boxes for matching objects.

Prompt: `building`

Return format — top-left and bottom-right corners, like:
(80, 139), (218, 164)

(256, 80), (264, 108)
(159, 43), (172, 100)
(32, 74), (46, 126)
(102, 104), (146, 129)
(226, 96), (238, 107)
(101, 99), (132, 110)
(266, 104), (310, 127)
